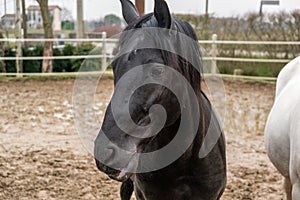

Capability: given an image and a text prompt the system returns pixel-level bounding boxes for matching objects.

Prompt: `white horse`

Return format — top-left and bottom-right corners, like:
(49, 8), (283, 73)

(265, 56), (300, 200)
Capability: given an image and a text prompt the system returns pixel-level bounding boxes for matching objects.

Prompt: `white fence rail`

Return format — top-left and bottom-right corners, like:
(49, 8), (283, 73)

(0, 71), (113, 77)
(0, 55), (114, 61)
(1, 38), (300, 45)
(214, 57), (290, 63)
(0, 34), (298, 80)
(0, 38), (118, 43)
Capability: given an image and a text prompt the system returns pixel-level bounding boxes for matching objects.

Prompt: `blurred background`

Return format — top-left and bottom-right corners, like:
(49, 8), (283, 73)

(0, 0), (300, 76)
(0, 1), (299, 199)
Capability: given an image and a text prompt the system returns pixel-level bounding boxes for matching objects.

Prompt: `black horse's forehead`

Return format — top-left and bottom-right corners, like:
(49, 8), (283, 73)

(139, 15), (160, 28)
(118, 16), (172, 53)
(119, 30), (154, 53)
(112, 49), (164, 79)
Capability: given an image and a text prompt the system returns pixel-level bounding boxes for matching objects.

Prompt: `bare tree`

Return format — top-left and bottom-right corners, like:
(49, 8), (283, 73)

(36, 0), (53, 73)
(21, 0), (28, 43)
(291, 10), (300, 41)
(0, 31), (6, 73)
(61, 7), (74, 21)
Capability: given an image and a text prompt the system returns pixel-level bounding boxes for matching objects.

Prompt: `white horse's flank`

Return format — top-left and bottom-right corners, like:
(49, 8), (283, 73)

(265, 56), (300, 200)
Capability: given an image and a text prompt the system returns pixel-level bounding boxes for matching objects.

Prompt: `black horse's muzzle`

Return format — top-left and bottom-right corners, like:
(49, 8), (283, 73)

(94, 158), (132, 182)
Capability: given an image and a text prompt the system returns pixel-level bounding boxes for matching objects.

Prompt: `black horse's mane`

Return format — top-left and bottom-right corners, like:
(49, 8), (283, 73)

(119, 13), (203, 92)
(124, 13), (198, 41)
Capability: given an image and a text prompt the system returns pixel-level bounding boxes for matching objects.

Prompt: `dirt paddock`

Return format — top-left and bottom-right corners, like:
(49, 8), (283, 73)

(0, 78), (283, 199)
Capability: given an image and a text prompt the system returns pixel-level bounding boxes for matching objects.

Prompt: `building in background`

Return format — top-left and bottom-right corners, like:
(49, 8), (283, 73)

(27, 5), (61, 32)
(1, 14), (16, 30)
(89, 25), (123, 38)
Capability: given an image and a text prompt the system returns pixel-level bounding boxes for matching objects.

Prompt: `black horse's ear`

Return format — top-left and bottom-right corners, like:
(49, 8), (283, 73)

(120, 0), (140, 24)
(154, 0), (171, 29)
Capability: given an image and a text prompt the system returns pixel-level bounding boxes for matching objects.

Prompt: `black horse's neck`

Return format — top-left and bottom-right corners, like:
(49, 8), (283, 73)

(137, 116), (181, 154)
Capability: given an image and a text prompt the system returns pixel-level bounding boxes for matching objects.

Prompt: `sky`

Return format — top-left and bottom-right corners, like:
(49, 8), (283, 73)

(1, 0), (300, 20)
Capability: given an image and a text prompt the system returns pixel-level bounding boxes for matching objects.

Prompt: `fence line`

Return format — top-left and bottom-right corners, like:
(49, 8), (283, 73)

(0, 71), (277, 82)
(1, 38), (300, 45)
(0, 34), (297, 79)
(198, 40), (300, 45)
(0, 71), (113, 77)
(0, 55), (290, 63)
(220, 74), (277, 81)
(215, 57), (290, 63)
(0, 38), (118, 43)
(0, 55), (114, 61)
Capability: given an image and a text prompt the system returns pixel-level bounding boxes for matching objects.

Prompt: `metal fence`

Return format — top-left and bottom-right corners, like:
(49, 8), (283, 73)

(0, 33), (299, 80)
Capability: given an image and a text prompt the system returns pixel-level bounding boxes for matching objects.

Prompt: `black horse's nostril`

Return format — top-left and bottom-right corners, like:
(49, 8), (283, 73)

(98, 145), (117, 165)
(94, 137), (117, 165)
(142, 105), (148, 113)
(107, 146), (116, 159)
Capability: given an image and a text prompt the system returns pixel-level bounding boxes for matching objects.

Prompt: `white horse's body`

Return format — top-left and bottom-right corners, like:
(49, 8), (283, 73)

(265, 56), (300, 200)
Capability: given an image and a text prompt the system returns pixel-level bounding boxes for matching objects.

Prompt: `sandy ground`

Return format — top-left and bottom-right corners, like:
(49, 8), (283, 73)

(0, 78), (284, 200)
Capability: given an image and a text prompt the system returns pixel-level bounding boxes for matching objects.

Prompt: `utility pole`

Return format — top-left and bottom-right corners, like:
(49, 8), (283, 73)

(204, 0), (209, 39)
(4, 0), (7, 15)
(135, 0), (145, 16)
(205, 0), (208, 15)
(15, 0), (23, 76)
(76, 0), (85, 40)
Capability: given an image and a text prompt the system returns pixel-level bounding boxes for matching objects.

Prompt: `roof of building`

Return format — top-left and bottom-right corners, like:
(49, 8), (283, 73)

(92, 25), (123, 37)
(1, 14), (15, 19)
(27, 5), (61, 11)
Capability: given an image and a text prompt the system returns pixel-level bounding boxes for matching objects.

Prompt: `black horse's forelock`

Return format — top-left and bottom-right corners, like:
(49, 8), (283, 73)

(118, 13), (203, 92)
(124, 13), (154, 30)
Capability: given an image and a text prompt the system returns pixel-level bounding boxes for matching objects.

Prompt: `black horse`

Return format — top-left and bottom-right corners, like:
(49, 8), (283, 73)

(94, 0), (226, 199)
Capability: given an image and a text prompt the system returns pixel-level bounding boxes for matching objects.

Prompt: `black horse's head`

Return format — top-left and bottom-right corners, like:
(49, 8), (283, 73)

(94, 0), (203, 182)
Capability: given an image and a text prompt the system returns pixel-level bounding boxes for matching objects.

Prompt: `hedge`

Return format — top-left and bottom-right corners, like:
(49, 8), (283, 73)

(4, 43), (101, 73)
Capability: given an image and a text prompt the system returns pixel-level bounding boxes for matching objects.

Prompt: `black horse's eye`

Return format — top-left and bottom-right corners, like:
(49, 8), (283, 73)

(151, 66), (165, 77)
(128, 49), (138, 61)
